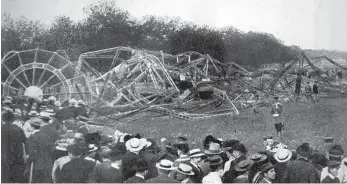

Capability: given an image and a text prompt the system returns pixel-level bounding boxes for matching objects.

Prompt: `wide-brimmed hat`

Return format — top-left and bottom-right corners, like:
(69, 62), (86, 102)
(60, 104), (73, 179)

(69, 98), (77, 104)
(77, 100), (85, 106)
(207, 155), (223, 166)
(296, 143), (313, 157)
(259, 162), (274, 173)
(48, 96), (56, 102)
(234, 160), (254, 172)
(29, 117), (43, 127)
(126, 138), (151, 152)
(156, 159), (174, 170)
(173, 136), (188, 145)
(189, 148), (205, 158)
(274, 149), (292, 163)
(250, 153), (268, 163)
(133, 158), (149, 171)
(205, 142), (223, 155)
(28, 110), (39, 117)
(54, 101), (62, 107)
(328, 144), (344, 157)
(175, 163), (194, 175)
(39, 111), (53, 120)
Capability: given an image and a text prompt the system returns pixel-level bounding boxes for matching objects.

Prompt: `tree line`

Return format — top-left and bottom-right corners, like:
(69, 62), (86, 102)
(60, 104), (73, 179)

(1, 1), (301, 69)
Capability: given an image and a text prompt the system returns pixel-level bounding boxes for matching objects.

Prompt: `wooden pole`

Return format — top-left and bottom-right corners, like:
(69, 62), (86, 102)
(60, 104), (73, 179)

(29, 162), (34, 183)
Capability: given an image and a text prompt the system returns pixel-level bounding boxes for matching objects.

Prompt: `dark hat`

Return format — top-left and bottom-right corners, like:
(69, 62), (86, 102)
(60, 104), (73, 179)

(222, 139), (240, 149)
(328, 144), (344, 156)
(250, 153), (268, 163)
(231, 142), (248, 154)
(259, 162), (274, 173)
(207, 155), (223, 166)
(133, 158), (149, 171)
(296, 143), (313, 157)
(234, 159), (254, 172)
(328, 161), (341, 168)
(67, 144), (83, 156)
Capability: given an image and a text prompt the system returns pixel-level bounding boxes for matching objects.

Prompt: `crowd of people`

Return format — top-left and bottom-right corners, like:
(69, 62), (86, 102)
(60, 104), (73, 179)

(2, 95), (347, 183)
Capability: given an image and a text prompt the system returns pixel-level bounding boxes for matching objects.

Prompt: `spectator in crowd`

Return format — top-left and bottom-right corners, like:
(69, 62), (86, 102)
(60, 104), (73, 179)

(57, 144), (95, 183)
(173, 137), (191, 166)
(321, 161), (341, 183)
(147, 159), (178, 183)
(89, 142), (126, 183)
(123, 138), (151, 180)
(187, 148), (205, 183)
(283, 143), (318, 183)
(232, 159), (254, 183)
(273, 148), (292, 183)
(249, 153), (268, 183)
(174, 163), (195, 183)
(305, 81), (312, 102)
(202, 155), (223, 184)
(125, 158), (149, 183)
(1, 110), (27, 183)
(258, 162), (276, 183)
(76, 100), (88, 117)
(26, 117), (54, 183)
(222, 142), (247, 182)
(321, 144), (347, 182)
(39, 111), (59, 145)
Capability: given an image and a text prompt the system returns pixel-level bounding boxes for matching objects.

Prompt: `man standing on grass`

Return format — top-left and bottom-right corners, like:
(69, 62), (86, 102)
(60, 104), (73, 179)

(270, 96), (284, 139)
(312, 81), (319, 102)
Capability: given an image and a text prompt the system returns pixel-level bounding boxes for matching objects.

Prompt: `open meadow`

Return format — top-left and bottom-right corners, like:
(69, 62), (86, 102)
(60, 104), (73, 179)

(102, 96), (347, 154)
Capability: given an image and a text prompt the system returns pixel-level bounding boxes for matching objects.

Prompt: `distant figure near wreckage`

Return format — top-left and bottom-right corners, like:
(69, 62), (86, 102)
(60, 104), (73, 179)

(271, 96), (284, 139)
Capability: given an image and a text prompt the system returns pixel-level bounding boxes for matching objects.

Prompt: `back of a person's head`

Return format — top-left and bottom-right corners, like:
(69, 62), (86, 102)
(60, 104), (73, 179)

(233, 142), (248, 155)
(2, 110), (15, 123)
(67, 144), (83, 157)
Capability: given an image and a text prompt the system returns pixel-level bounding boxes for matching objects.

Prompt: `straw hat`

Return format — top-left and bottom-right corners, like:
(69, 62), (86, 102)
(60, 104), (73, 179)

(175, 163), (194, 175)
(205, 142), (223, 155)
(189, 148), (205, 158)
(29, 117), (43, 127)
(77, 100), (85, 106)
(125, 138), (151, 152)
(156, 159), (174, 170)
(274, 149), (292, 163)
(54, 101), (62, 107)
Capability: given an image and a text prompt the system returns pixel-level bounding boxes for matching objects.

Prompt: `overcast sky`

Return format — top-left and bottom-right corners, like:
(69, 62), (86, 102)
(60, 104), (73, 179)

(2, 0), (347, 51)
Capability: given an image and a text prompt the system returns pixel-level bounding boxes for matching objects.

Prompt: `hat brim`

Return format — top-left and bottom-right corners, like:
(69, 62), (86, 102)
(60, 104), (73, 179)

(209, 159), (223, 166)
(156, 163), (174, 170)
(126, 140), (146, 152)
(190, 153), (205, 158)
(175, 168), (195, 176)
(205, 150), (223, 155)
(274, 150), (292, 163)
(252, 155), (268, 163)
(235, 164), (253, 172)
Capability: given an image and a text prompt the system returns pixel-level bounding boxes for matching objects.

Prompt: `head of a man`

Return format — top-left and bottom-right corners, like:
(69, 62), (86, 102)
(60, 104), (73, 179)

(2, 110), (15, 124)
(67, 144), (83, 159)
(328, 161), (341, 177)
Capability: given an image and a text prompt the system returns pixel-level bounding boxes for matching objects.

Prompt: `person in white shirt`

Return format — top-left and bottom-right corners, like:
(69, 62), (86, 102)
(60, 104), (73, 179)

(320, 145), (347, 183)
(202, 155), (223, 184)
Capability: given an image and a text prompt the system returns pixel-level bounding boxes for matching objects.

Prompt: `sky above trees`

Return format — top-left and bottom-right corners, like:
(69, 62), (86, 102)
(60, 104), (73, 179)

(2, 0), (347, 51)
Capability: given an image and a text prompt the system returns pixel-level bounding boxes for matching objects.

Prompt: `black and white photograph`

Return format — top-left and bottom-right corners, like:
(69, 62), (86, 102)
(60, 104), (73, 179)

(1, 0), (347, 183)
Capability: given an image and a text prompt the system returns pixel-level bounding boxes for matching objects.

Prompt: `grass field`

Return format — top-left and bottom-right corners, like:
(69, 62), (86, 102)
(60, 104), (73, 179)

(102, 96), (347, 155)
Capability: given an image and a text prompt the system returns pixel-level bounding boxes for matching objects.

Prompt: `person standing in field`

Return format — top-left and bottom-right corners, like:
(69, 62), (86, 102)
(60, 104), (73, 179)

(270, 96), (284, 139)
(305, 81), (312, 102)
(312, 81), (319, 102)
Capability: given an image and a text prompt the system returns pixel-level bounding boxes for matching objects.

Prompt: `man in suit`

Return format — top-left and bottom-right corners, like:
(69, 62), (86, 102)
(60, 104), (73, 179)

(148, 159), (178, 183)
(88, 142), (126, 183)
(39, 112), (59, 145)
(187, 148), (205, 183)
(174, 163), (195, 183)
(321, 161), (341, 183)
(283, 143), (319, 183)
(1, 110), (27, 183)
(123, 138), (151, 180)
(125, 158), (149, 183)
(26, 117), (54, 183)
(57, 144), (95, 183)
